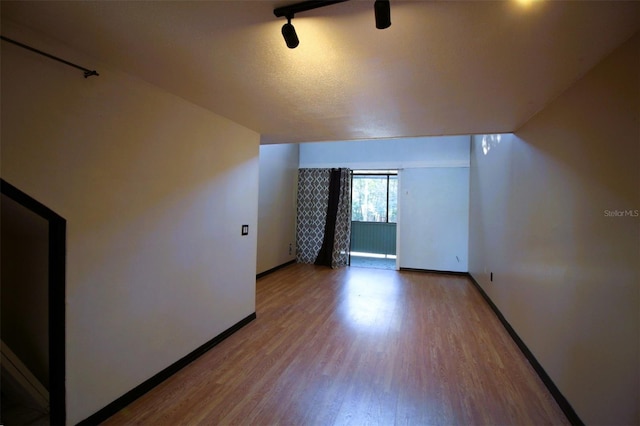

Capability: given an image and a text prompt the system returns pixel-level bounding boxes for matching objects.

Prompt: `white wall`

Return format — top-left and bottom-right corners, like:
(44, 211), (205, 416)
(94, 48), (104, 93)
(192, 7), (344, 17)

(299, 136), (470, 169)
(1, 22), (260, 424)
(468, 33), (639, 425)
(257, 144), (299, 274)
(300, 136), (470, 272)
(399, 168), (469, 272)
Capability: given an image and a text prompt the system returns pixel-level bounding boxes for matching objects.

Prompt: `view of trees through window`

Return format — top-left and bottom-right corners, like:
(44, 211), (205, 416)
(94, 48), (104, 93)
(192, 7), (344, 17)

(351, 173), (397, 223)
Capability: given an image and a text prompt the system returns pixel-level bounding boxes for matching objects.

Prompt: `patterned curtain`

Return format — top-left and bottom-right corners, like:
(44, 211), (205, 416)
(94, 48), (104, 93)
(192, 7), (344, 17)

(296, 168), (351, 268)
(330, 168), (351, 267)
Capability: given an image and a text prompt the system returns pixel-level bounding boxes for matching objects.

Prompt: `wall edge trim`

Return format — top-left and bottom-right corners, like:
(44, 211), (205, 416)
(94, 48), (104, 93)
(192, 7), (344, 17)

(257, 259), (296, 279)
(398, 267), (468, 275)
(76, 312), (257, 426)
(466, 273), (584, 426)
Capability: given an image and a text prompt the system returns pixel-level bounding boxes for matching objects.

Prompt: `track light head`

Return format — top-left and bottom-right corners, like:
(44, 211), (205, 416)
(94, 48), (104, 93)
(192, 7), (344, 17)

(374, 0), (391, 29)
(282, 17), (299, 49)
(274, 0), (390, 48)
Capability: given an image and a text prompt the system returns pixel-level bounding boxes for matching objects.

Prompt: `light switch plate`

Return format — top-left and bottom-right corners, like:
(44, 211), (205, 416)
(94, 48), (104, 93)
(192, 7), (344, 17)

(241, 225), (249, 236)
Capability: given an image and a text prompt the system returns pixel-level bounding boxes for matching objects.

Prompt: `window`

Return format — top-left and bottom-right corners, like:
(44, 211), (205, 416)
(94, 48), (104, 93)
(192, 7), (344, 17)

(351, 171), (398, 223)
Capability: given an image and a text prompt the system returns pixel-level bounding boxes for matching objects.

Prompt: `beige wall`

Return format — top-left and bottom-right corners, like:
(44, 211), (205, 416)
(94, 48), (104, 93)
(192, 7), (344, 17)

(257, 144), (299, 274)
(469, 33), (639, 424)
(1, 22), (260, 424)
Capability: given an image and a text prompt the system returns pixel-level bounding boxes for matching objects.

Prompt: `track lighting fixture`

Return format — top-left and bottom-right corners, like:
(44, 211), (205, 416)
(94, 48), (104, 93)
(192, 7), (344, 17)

(374, 0), (391, 29)
(274, 0), (391, 49)
(281, 16), (299, 49)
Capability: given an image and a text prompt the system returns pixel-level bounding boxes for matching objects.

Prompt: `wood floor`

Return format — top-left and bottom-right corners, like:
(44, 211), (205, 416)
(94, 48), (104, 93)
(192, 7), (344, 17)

(102, 264), (569, 425)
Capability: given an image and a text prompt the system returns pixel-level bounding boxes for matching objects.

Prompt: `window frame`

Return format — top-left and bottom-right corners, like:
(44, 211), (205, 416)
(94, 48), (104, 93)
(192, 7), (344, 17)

(351, 170), (398, 224)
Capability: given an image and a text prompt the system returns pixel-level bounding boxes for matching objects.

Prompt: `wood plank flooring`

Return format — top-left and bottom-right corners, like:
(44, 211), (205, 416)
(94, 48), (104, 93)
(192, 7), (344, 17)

(102, 264), (569, 425)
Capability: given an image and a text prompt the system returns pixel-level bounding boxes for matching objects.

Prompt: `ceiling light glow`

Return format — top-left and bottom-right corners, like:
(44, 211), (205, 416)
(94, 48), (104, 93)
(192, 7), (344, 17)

(516, 0), (540, 6)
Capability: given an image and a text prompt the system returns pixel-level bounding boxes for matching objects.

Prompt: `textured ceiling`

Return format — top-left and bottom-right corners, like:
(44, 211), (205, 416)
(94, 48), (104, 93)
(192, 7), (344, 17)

(2, 1), (639, 144)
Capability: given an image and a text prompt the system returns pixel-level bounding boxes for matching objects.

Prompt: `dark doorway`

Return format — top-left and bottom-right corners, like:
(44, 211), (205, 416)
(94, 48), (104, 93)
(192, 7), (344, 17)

(1, 179), (66, 425)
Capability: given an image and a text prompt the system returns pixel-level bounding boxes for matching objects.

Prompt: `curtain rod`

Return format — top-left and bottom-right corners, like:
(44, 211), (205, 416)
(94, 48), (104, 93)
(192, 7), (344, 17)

(1, 35), (99, 78)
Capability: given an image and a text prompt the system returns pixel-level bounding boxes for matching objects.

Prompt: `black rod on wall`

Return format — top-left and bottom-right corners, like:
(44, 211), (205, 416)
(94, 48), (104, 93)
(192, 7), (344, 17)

(1, 35), (99, 78)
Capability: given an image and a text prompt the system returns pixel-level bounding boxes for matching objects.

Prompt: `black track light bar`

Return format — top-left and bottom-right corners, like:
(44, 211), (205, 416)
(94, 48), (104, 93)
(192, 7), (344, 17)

(274, 0), (350, 19)
(274, 0), (390, 49)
